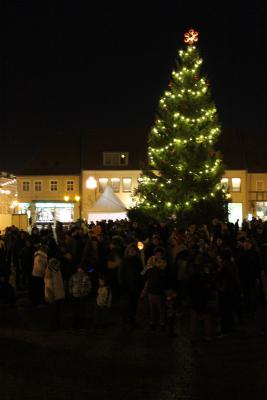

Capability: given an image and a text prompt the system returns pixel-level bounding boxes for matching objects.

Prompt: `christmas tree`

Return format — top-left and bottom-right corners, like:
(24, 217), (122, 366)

(133, 29), (228, 225)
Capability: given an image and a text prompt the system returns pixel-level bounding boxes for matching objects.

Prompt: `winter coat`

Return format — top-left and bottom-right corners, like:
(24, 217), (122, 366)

(145, 267), (166, 296)
(44, 258), (65, 303)
(96, 286), (112, 308)
(19, 246), (34, 274)
(68, 271), (92, 298)
(122, 256), (143, 294)
(238, 248), (261, 284)
(32, 250), (48, 278)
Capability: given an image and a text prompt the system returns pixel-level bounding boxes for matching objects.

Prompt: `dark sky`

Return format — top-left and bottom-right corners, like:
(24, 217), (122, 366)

(0, 1), (266, 172)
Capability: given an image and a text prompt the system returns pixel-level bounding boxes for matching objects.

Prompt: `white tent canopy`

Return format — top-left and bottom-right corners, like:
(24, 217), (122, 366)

(88, 186), (128, 223)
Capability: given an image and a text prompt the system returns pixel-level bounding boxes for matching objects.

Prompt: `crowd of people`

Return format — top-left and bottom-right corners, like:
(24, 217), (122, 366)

(0, 217), (267, 340)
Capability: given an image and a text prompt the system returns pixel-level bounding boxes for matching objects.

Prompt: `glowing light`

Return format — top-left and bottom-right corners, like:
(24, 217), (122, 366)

(64, 195), (70, 202)
(137, 241), (144, 251)
(11, 200), (18, 208)
(184, 29), (199, 45)
(75, 195), (80, 202)
(86, 176), (97, 189)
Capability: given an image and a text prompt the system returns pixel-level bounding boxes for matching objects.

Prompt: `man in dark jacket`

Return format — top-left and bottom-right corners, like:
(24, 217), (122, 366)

(142, 256), (168, 330)
(19, 239), (34, 289)
(122, 245), (144, 327)
(237, 238), (261, 317)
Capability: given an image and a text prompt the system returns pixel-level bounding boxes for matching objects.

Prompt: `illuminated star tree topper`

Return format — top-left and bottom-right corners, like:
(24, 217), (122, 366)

(184, 28), (199, 46)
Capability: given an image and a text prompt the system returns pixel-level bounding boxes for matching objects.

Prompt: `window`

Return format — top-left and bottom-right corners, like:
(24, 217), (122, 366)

(66, 180), (74, 191)
(221, 177), (229, 190)
(122, 177), (132, 192)
(22, 181), (30, 192)
(34, 181), (42, 192)
(50, 180), (58, 191)
(256, 180), (264, 191)
(231, 178), (241, 192)
(99, 178), (108, 193)
(119, 154), (127, 165)
(111, 178), (120, 193)
(103, 152), (129, 166)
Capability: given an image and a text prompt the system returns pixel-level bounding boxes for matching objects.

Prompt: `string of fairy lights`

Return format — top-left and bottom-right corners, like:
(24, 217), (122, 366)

(138, 29), (226, 212)
(148, 127), (220, 156)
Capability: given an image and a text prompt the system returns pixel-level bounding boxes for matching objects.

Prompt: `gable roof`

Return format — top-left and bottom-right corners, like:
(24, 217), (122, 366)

(16, 133), (82, 175)
(81, 128), (147, 170)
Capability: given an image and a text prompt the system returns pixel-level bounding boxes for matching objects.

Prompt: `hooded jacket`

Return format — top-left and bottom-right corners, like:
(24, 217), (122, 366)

(32, 250), (48, 278)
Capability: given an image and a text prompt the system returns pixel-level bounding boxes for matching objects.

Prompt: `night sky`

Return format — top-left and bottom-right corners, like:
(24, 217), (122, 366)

(0, 2), (266, 172)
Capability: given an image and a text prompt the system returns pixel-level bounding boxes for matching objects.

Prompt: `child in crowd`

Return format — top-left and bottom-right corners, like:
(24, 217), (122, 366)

(68, 266), (92, 329)
(95, 276), (112, 328)
(44, 257), (65, 330)
(141, 256), (168, 331)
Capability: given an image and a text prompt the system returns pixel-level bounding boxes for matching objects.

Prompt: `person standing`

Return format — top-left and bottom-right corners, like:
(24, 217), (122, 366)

(68, 266), (92, 329)
(44, 257), (65, 329)
(122, 245), (144, 328)
(31, 245), (48, 305)
(237, 238), (261, 318)
(19, 239), (34, 290)
(217, 249), (240, 335)
(141, 257), (168, 331)
(95, 276), (112, 328)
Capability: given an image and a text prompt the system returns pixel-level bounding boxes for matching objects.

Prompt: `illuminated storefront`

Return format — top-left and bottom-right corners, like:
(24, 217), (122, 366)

(17, 202), (30, 215)
(228, 203), (243, 226)
(35, 202), (75, 224)
(255, 202), (267, 221)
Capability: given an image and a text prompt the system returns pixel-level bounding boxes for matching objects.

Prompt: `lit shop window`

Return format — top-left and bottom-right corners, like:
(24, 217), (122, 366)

(256, 180), (264, 192)
(231, 178), (241, 192)
(122, 177), (132, 192)
(111, 178), (120, 193)
(34, 181), (42, 192)
(99, 178), (108, 193)
(50, 180), (58, 191)
(221, 177), (229, 190)
(22, 181), (30, 192)
(66, 180), (74, 191)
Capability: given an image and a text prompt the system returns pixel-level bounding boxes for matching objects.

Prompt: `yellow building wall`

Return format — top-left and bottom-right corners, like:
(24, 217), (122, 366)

(222, 170), (248, 219)
(18, 170), (267, 223)
(17, 175), (81, 222)
(248, 173), (267, 192)
(247, 173), (267, 216)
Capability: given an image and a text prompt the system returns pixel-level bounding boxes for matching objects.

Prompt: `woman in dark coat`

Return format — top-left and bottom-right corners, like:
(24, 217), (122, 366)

(122, 244), (144, 327)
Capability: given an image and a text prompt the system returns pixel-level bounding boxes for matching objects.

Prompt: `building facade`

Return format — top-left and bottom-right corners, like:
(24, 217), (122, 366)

(17, 175), (80, 225)
(0, 172), (18, 231)
(14, 137), (267, 226)
(16, 170), (267, 225)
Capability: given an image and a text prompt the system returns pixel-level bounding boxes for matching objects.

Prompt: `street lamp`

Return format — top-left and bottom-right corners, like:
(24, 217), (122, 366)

(11, 200), (18, 214)
(86, 176), (97, 201)
(86, 177), (97, 220)
(86, 176), (97, 190)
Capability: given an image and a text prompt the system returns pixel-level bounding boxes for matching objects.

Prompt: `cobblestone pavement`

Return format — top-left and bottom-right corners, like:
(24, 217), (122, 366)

(0, 297), (195, 400)
(1, 296), (267, 400)
(194, 308), (267, 400)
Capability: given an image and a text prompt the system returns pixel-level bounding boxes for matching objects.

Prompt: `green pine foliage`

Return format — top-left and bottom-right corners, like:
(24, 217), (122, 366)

(133, 39), (228, 225)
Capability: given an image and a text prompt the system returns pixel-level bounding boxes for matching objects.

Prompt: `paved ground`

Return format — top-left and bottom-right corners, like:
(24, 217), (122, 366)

(195, 312), (267, 400)
(0, 295), (267, 400)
